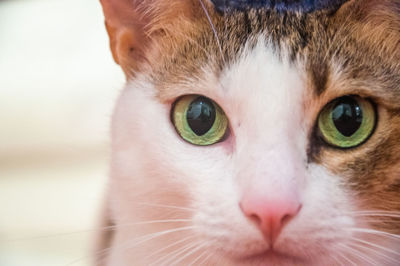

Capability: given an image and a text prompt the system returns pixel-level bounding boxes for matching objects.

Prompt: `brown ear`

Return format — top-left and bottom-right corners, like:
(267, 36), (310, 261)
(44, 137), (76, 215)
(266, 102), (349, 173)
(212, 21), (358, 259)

(100, 0), (196, 77)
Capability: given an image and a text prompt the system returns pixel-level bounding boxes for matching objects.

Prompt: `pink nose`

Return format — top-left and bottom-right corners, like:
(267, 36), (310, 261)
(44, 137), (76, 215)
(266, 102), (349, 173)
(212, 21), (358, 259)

(240, 193), (302, 244)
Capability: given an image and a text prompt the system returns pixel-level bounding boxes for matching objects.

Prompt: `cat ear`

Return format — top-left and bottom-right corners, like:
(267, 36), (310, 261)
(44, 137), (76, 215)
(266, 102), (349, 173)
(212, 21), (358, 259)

(100, 0), (195, 77)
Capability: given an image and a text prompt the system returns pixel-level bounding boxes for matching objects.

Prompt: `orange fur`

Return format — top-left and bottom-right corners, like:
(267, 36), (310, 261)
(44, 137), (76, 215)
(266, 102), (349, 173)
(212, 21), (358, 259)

(100, 0), (200, 77)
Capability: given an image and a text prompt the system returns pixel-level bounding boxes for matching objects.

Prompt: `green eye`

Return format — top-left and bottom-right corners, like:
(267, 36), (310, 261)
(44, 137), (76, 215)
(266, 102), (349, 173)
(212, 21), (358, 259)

(318, 96), (376, 148)
(172, 95), (228, 146)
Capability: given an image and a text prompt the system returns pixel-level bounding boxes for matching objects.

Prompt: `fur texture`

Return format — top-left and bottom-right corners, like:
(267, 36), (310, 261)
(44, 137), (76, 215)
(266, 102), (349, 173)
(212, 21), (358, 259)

(97, 0), (400, 265)
(210, 0), (349, 13)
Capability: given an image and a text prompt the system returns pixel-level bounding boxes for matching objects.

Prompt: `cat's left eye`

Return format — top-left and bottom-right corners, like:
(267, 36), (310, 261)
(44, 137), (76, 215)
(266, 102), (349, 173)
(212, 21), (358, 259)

(318, 96), (376, 149)
(171, 95), (229, 146)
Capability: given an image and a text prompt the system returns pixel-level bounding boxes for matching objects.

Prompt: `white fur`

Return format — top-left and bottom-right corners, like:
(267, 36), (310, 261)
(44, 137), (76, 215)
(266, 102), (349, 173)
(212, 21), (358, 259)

(105, 37), (398, 265)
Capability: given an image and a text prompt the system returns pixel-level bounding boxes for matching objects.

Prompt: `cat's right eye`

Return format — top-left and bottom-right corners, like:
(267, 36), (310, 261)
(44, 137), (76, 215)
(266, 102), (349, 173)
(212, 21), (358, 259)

(171, 95), (229, 146)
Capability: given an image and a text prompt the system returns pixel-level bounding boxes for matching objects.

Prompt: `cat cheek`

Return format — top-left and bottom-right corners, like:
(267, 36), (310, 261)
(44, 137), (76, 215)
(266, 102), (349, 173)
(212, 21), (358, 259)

(214, 129), (235, 154)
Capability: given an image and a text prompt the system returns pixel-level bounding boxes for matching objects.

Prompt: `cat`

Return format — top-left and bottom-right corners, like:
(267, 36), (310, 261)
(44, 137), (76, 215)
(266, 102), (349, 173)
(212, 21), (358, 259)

(96, 0), (400, 265)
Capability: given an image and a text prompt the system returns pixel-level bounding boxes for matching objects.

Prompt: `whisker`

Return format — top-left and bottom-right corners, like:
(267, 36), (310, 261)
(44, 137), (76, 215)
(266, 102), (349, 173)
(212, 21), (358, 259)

(142, 234), (197, 262)
(349, 210), (400, 215)
(116, 218), (191, 226)
(151, 240), (200, 266)
(337, 243), (379, 265)
(135, 202), (195, 212)
(198, 250), (214, 266)
(335, 248), (357, 266)
(330, 253), (345, 266)
(198, 0), (225, 63)
(349, 228), (400, 240)
(5, 219), (191, 243)
(347, 241), (398, 264)
(350, 237), (400, 256)
(349, 212), (400, 219)
(170, 241), (210, 266)
(66, 226), (196, 266)
(357, 218), (399, 223)
(115, 225), (197, 255)
(188, 248), (209, 266)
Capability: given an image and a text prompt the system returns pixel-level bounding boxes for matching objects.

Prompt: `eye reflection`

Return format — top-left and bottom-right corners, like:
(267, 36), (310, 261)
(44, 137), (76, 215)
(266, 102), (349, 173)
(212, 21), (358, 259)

(331, 97), (363, 137)
(186, 97), (216, 136)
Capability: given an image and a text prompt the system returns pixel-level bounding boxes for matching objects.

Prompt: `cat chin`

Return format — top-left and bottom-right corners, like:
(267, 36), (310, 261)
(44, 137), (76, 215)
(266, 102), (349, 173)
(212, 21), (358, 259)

(204, 248), (336, 266)
(211, 252), (305, 266)
(218, 248), (307, 265)
(206, 241), (336, 266)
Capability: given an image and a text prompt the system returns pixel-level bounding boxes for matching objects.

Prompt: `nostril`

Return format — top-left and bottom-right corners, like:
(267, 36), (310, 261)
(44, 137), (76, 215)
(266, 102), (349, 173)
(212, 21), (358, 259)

(248, 213), (262, 226)
(240, 203), (262, 226)
(280, 204), (302, 228)
(280, 214), (292, 227)
(240, 198), (302, 243)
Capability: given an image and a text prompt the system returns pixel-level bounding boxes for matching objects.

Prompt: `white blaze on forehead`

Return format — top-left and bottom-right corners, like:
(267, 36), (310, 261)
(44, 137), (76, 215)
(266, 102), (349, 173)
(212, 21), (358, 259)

(219, 37), (307, 144)
(217, 37), (309, 191)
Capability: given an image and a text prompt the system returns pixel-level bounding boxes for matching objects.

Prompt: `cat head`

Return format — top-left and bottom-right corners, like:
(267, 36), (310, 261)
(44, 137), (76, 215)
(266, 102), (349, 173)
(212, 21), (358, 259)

(100, 0), (400, 264)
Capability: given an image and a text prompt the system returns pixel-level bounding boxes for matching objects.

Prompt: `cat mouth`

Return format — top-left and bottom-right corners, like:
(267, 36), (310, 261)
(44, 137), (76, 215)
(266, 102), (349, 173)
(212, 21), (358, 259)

(239, 249), (305, 264)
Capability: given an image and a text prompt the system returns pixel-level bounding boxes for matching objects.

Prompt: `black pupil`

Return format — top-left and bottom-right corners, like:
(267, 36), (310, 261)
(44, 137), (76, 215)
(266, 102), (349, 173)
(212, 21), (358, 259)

(332, 97), (363, 137)
(186, 97), (216, 136)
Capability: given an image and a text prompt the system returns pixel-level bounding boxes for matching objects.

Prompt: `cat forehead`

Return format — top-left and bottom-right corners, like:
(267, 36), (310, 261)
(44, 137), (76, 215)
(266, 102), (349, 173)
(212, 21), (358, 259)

(149, 0), (399, 104)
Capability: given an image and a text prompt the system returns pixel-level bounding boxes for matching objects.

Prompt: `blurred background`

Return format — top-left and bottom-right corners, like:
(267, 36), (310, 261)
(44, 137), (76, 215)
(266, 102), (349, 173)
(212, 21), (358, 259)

(0, 0), (125, 265)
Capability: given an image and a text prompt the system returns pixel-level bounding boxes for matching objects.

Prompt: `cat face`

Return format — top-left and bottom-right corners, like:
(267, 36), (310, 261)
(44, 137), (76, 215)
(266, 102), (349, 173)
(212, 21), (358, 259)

(100, 0), (400, 265)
